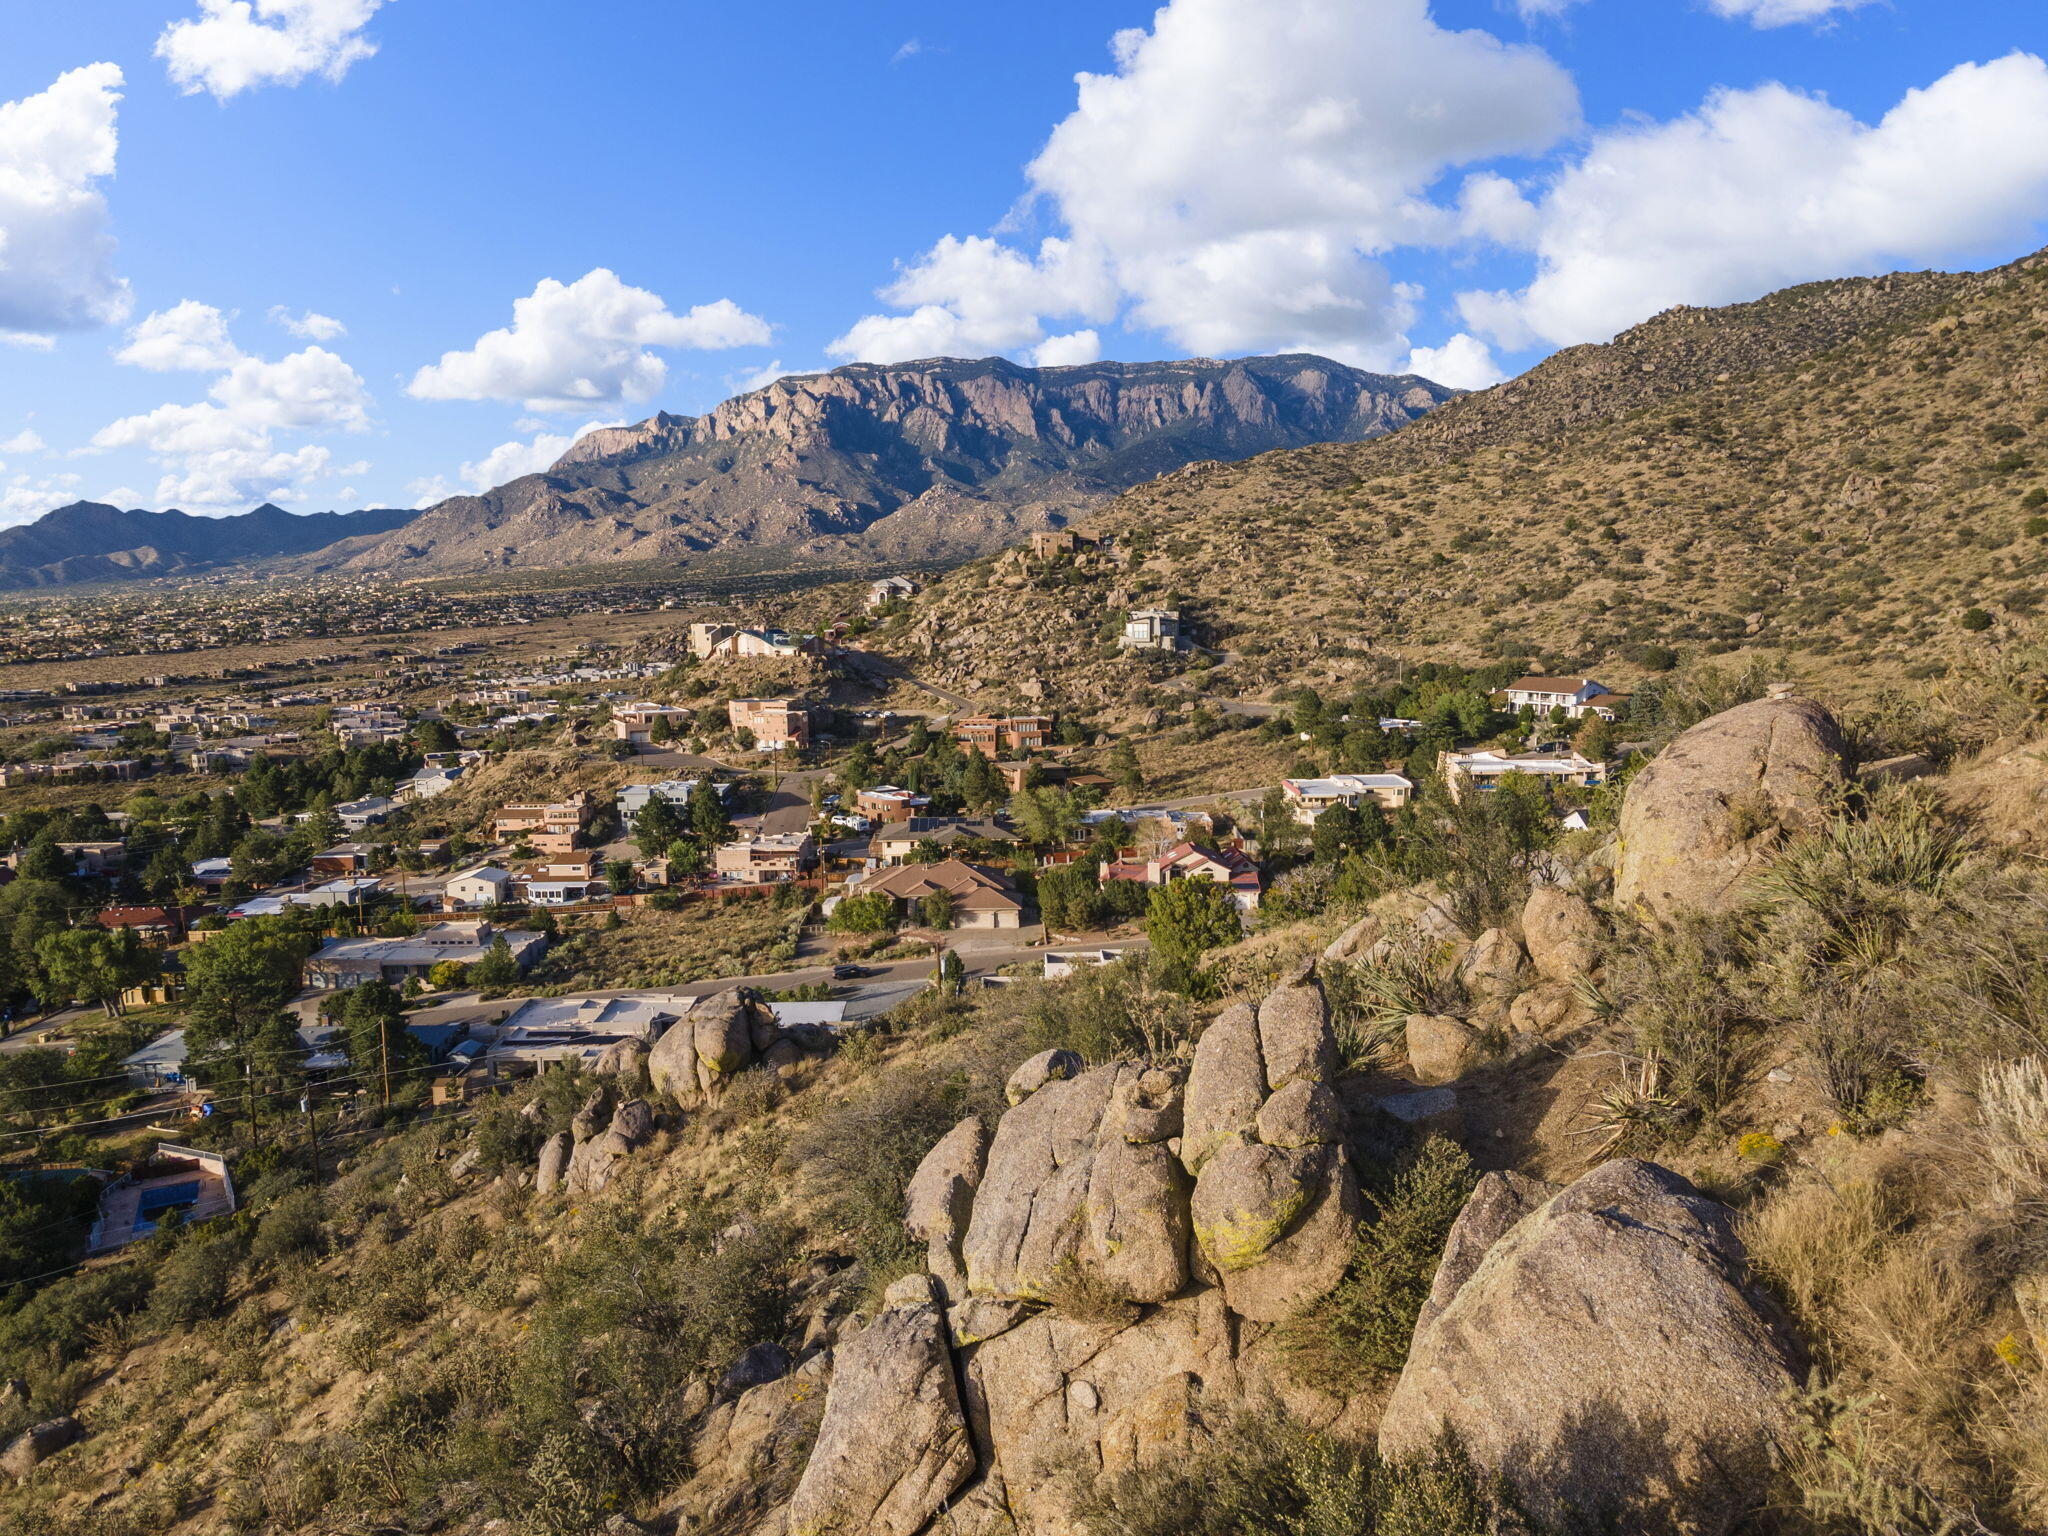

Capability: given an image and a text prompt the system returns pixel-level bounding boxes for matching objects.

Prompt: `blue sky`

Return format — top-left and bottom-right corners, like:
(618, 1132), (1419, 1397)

(0, 0), (2044, 524)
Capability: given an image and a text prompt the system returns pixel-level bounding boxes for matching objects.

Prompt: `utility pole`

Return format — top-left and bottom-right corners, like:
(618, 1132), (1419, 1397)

(381, 1018), (392, 1109)
(300, 1093), (319, 1180)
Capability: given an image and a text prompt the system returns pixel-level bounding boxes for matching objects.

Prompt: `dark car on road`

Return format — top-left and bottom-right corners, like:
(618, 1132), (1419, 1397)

(832, 963), (875, 980)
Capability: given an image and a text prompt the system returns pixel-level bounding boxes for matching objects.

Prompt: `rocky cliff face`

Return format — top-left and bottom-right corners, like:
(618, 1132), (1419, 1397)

(312, 355), (1454, 576)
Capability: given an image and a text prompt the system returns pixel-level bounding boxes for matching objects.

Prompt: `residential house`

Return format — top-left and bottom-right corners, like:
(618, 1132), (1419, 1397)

(331, 795), (395, 832)
(1439, 747), (1606, 804)
(859, 858), (1026, 929)
(865, 816), (1018, 868)
(484, 994), (691, 1074)
(97, 906), (205, 945)
(728, 697), (810, 752)
(687, 624), (822, 661)
(954, 715), (1053, 758)
(305, 920), (545, 990)
(445, 866), (514, 909)
(311, 844), (373, 878)
(1279, 774), (1415, 824)
(57, 841), (126, 877)
(1499, 676), (1632, 721)
(1029, 529), (1103, 558)
(516, 851), (607, 906)
(228, 877), (379, 918)
(713, 832), (816, 883)
(866, 575), (920, 608)
(1118, 608), (1185, 651)
(617, 779), (716, 817)
(611, 701), (694, 745)
(493, 792), (591, 848)
(855, 785), (930, 823)
(1100, 839), (1262, 915)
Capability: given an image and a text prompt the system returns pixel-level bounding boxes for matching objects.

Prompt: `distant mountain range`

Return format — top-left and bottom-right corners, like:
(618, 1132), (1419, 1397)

(0, 502), (416, 592)
(0, 354), (1456, 591)
(308, 354), (1455, 577)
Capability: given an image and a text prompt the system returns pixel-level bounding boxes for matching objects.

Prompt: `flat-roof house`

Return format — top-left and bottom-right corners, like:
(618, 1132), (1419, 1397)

(1280, 773), (1414, 824)
(1440, 748), (1606, 804)
(859, 858), (1026, 929)
(617, 779), (717, 816)
(493, 792), (590, 847)
(1119, 608), (1185, 651)
(305, 921), (545, 990)
(485, 994), (692, 1073)
(728, 697), (810, 752)
(954, 715), (1053, 759)
(1101, 840), (1262, 915)
(855, 785), (930, 823)
(611, 702), (694, 746)
(1030, 529), (1102, 558)
(713, 832), (815, 883)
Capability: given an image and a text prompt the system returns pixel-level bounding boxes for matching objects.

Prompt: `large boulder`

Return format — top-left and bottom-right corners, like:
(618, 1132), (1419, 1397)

(1256, 958), (1334, 1089)
(904, 1116), (987, 1299)
(565, 1097), (657, 1196)
(692, 990), (759, 1095)
(1380, 1159), (1805, 1536)
(786, 1274), (975, 1536)
(961, 1063), (1190, 1307)
(1614, 695), (1846, 922)
(1006, 1048), (1081, 1105)
(1405, 1014), (1481, 1086)
(534, 1131), (571, 1196)
(1179, 1002), (1265, 1175)
(1, 1416), (80, 1479)
(1456, 928), (1526, 1023)
(1521, 886), (1604, 983)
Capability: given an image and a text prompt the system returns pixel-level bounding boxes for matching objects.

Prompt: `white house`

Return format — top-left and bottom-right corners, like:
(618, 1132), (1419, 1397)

(1500, 676), (1631, 721)
(867, 575), (920, 608)
(330, 795), (396, 832)
(1440, 748), (1606, 804)
(1279, 774), (1414, 825)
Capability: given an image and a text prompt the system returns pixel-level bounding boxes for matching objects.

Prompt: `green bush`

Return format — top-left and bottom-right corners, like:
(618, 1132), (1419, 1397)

(250, 1188), (327, 1267)
(1958, 607), (1994, 632)
(147, 1234), (242, 1327)
(1280, 1137), (1477, 1392)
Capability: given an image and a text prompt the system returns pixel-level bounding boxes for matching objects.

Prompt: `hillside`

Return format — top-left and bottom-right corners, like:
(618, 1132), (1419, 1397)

(0, 502), (417, 592)
(309, 355), (1455, 576)
(881, 253), (2048, 710)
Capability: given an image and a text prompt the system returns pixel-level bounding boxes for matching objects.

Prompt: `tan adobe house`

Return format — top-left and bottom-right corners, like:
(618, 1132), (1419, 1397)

(859, 858), (1025, 929)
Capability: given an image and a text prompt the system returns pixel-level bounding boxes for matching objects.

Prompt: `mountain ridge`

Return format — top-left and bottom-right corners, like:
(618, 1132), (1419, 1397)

(306, 353), (1457, 576)
(0, 501), (418, 593)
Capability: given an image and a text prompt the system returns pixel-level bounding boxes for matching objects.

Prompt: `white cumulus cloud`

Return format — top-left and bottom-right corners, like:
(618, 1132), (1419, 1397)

(406, 419), (627, 507)
(92, 342), (372, 509)
(0, 63), (130, 336)
(408, 269), (773, 411)
(0, 431), (45, 454)
(1, 472), (85, 527)
(1459, 53), (2048, 351)
(268, 304), (346, 340)
(834, 0), (1578, 368)
(1028, 330), (1103, 367)
(1404, 332), (1503, 389)
(157, 0), (389, 101)
(113, 300), (243, 371)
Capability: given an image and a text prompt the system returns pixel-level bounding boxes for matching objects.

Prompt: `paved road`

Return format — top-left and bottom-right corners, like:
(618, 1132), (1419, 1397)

(0, 1007), (92, 1055)
(853, 652), (977, 718)
(752, 769), (835, 837)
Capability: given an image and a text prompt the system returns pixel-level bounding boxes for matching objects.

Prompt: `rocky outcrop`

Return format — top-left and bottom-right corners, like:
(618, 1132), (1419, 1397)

(1405, 1013), (1481, 1086)
(646, 988), (831, 1103)
(1381, 1159), (1805, 1535)
(534, 1132), (570, 1196)
(786, 1274), (975, 1536)
(1521, 885), (1604, 982)
(789, 963), (1370, 1534)
(565, 1097), (657, 1196)
(1615, 695), (1846, 922)
(1, 1415), (81, 1478)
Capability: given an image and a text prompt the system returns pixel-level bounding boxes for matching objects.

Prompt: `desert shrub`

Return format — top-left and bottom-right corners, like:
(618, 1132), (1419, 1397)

(1604, 912), (1762, 1137)
(1017, 957), (1203, 1064)
(147, 1233), (242, 1327)
(1280, 1137), (1477, 1392)
(1074, 1406), (1520, 1536)
(249, 1187), (327, 1267)
(1973, 1056), (2048, 1208)
(0, 1263), (153, 1381)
